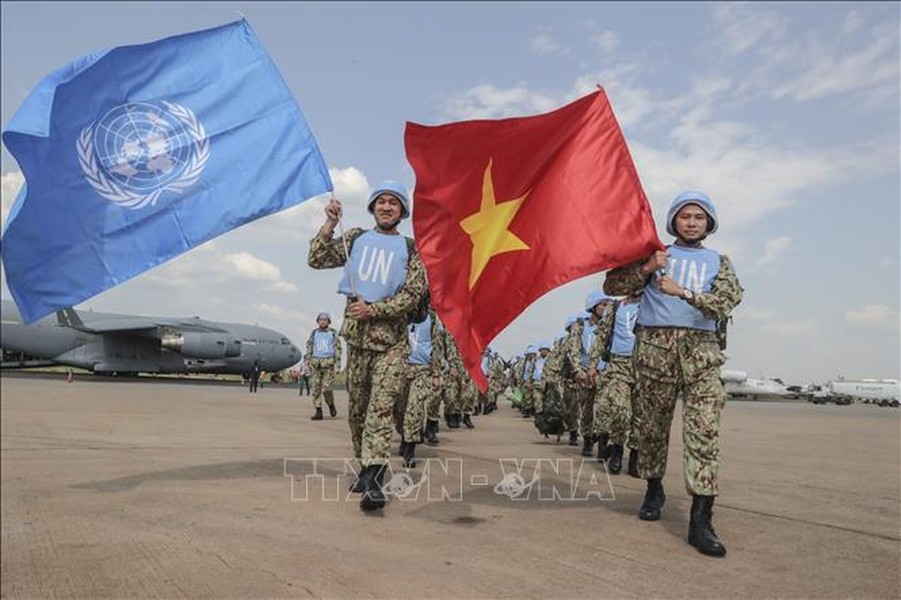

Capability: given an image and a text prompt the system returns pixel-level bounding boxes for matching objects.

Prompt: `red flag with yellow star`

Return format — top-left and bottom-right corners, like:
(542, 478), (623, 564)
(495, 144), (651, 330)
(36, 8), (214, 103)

(404, 90), (662, 390)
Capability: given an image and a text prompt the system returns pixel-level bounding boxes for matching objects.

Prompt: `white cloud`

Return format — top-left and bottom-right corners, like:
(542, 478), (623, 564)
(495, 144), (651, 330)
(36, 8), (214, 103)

(845, 304), (895, 324)
(756, 236), (793, 268)
(589, 31), (619, 54)
(441, 84), (559, 120)
(767, 319), (817, 337)
(1, 171), (25, 229)
(531, 33), (567, 55)
(710, 3), (786, 57)
(741, 307), (775, 321)
(145, 244), (297, 294)
(768, 22), (899, 104)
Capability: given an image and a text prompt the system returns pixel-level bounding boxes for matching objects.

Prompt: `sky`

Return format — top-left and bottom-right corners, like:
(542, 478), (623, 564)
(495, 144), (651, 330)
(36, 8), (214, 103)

(1, 2), (899, 386)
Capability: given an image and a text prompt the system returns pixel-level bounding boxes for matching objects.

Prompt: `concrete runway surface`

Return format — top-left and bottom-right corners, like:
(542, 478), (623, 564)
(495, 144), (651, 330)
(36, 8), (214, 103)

(2, 374), (899, 599)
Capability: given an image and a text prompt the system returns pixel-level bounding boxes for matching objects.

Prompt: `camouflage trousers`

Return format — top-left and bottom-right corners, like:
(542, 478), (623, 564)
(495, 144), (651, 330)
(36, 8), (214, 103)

(308, 357), (336, 409)
(346, 342), (407, 468)
(402, 365), (435, 442)
(444, 376), (462, 416)
(632, 327), (727, 496)
(427, 376), (444, 421)
(593, 356), (637, 447)
(488, 377), (505, 407)
(563, 382), (578, 432)
(574, 381), (596, 437)
(461, 376), (478, 416)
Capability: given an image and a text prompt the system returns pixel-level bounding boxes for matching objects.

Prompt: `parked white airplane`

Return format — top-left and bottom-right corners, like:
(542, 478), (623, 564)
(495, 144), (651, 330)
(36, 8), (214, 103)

(721, 369), (792, 399)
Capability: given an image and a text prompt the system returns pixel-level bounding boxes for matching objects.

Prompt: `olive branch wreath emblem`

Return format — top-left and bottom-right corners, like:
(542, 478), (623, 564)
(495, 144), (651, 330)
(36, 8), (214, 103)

(77, 101), (210, 210)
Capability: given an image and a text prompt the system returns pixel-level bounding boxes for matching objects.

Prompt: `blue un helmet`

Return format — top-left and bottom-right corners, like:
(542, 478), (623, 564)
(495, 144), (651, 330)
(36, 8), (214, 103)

(525, 344), (538, 355)
(316, 311), (332, 323)
(368, 180), (411, 219)
(665, 191), (718, 237)
(585, 290), (609, 313)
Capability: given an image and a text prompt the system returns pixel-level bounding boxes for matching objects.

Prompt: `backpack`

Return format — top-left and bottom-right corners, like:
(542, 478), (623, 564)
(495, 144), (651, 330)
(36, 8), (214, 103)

(534, 385), (567, 440)
(346, 228), (429, 324)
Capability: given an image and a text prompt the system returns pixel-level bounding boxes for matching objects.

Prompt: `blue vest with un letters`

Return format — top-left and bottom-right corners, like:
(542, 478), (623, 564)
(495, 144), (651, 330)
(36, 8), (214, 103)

(312, 329), (336, 358)
(611, 301), (640, 356)
(581, 322), (596, 369)
(637, 245), (720, 331)
(337, 230), (408, 302)
(533, 356), (546, 381)
(408, 314), (433, 366)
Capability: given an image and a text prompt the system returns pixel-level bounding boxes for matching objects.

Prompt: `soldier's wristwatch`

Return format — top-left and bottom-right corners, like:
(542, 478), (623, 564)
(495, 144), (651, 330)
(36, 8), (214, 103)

(681, 288), (694, 300)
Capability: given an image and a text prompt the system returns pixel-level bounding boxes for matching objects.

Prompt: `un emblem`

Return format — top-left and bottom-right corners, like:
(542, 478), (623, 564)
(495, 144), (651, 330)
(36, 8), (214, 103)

(77, 101), (210, 209)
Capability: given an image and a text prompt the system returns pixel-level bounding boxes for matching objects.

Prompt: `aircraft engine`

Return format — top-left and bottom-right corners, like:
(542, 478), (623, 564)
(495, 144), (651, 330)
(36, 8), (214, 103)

(161, 332), (242, 358)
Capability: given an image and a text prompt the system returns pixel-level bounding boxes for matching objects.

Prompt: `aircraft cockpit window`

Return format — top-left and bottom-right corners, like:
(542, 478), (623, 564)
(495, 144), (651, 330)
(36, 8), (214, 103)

(281, 337), (291, 345)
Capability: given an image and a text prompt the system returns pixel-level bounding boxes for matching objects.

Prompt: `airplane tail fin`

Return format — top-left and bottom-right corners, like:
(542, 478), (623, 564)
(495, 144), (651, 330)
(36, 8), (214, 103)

(57, 307), (87, 331)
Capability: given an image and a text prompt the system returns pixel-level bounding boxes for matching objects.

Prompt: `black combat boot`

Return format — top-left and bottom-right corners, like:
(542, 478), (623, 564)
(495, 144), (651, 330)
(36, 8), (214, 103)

(568, 431), (579, 446)
(638, 478), (666, 521)
(580, 434), (595, 457)
(688, 495), (727, 557)
(449, 414), (461, 429)
(324, 391), (337, 417)
(349, 465), (366, 493)
(474, 404), (482, 416)
(462, 414), (474, 429)
(360, 464), (388, 511)
(627, 448), (640, 478)
(424, 419), (439, 445)
(311, 407), (323, 421)
(596, 432), (610, 462)
(607, 444), (624, 475)
(402, 442), (417, 469)
(398, 440), (408, 457)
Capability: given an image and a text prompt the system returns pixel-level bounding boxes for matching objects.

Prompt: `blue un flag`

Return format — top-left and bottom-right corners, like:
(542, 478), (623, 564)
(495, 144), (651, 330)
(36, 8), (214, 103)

(2, 20), (333, 323)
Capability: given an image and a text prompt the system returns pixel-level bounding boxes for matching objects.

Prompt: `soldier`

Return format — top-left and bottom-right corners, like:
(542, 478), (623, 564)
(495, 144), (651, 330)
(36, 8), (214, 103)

(520, 345), (538, 417)
(304, 312), (342, 420)
(561, 315), (580, 445)
(423, 318), (448, 446)
(568, 294), (612, 457)
(604, 191), (742, 557)
(531, 342), (552, 414)
(307, 181), (428, 512)
(442, 330), (464, 428)
(401, 301), (444, 467)
(589, 293), (642, 475)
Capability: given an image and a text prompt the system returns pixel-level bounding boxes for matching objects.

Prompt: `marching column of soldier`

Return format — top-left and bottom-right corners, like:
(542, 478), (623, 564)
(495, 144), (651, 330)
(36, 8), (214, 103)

(307, 187), (742, 557)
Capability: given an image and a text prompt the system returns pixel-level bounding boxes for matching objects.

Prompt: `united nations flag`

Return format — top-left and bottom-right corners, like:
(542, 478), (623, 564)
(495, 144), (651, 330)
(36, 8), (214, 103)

(2, 20), (333, 324)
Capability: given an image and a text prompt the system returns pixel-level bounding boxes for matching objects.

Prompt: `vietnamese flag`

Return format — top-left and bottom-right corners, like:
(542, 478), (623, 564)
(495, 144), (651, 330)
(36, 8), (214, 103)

(404, 89), (662, 390)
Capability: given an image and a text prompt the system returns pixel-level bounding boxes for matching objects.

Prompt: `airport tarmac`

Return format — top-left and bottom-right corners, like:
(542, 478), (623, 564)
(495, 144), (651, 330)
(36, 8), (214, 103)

(1, 374), (899, 599)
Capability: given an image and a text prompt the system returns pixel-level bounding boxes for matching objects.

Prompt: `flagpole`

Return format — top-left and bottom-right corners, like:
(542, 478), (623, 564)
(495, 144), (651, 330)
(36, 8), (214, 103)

(333, 197), (359, 301)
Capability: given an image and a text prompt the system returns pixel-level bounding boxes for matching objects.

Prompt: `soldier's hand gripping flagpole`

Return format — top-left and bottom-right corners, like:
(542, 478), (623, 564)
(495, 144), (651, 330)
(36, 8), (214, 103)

(332, 195), (359, 302)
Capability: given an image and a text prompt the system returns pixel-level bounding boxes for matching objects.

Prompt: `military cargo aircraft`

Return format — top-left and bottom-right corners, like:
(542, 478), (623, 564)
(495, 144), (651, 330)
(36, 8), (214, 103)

(1, 299), (301, 377)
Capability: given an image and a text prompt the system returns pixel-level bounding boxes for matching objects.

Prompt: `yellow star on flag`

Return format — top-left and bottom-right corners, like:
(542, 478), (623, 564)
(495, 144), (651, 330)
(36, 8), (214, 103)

(459, 159), (530, 289)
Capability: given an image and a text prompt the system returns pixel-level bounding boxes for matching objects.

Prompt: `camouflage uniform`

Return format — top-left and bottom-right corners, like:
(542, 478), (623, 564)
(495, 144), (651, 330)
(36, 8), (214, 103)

(605, 255), (743, 495)
(308, 227), (428, 467)
(403, 309), (444, 443)
(588, 302), (635, 447)
(487, 355), (506, 408)
(443, 331), (464, 419)
(565, 318), (596, 439)
(305, 327), (342, 410)
(541, 339), (566, 415)
(520, 353), (537, 413)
